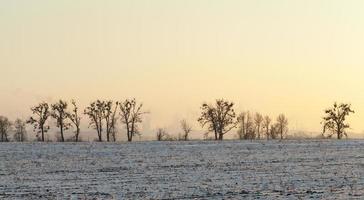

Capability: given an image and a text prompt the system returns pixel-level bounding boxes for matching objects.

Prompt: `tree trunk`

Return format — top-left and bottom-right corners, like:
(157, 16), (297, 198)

(60, 126), (64, 142)
(106, 123), (110, 142)
(75, 128), (80, 142)
(336, 123), (341, 139)
(128, 131), (132, 142)
(41, 127), (45, 142)
(242, 122), (245, 139)
(126, 122), (131, 142)
(98, 118), (102, 142)
(98, 126), (102, 142)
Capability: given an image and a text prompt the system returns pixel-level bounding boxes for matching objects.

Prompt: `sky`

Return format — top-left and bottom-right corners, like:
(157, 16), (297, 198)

(1, 0), (364, 139)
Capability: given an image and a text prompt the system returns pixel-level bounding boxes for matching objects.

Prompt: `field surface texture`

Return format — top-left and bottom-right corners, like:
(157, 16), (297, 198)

(0, 140), (363, 199)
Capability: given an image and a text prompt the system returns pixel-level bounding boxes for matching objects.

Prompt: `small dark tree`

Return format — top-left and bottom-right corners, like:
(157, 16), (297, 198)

(262, 115), (271, 140)
(27, 102), (50, 142)
(84, 100), (105, 142)
(156, 128), (167, 141)
(237, 112), (255, 140)
(0, 116), (12, 142)
(270, 124), (279, 139)
(119, 98), (147, 142)
(276, 114), (288, 140)
(109, 102), (119, 142)
(180, 119), (192, 141)
(322, 102), (354, 139)
(254, 113), (263, 139)
(198, 99), (237, 140)
(237, 112), (247, 140)
(245, 113), (255, 140)
(103, 101), (119, 142)
(51, 100), (71, 142)
(13, 118), (27, 142)
(69, 100), (81, 142)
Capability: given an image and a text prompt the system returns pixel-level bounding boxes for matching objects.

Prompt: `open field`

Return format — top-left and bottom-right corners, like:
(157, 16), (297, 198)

(0, 140), (363, 199)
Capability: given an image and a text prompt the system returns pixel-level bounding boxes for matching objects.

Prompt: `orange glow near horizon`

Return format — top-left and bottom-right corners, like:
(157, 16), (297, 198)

(1, 1), (364, 138)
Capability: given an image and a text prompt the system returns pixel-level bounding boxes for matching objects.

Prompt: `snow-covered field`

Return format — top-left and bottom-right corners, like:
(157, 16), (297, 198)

(0, 140), (363, 199)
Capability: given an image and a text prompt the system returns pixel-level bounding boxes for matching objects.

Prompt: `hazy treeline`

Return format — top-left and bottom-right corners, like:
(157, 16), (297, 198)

(0, 116), (26, 142)
(0, 99), (354, 142)
(197, 99), (289, 140)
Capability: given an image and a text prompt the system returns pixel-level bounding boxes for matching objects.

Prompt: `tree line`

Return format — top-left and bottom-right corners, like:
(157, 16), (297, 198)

(198, 99), (288, 140)
(27, 98), (147, 142)
(0, 99), (354, 142)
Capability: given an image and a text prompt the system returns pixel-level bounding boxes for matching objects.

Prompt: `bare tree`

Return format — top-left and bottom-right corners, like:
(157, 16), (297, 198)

(262, 115), (271, 140)
(322, 102), (354, 139)
(237, 112), (246, 140)
(27, 102), (50, 142)
(245, 113), (255, 140)
(84, 100), (105, 142)
(69, 100), (81, 142)
(13, 118), (27, 142)
(254, 113), (264, 139)
(156, 128), (168, 141)
(0, 116), (12, 142)
(237, 112), (255, 140)
(180, 119), (192, 141)
(270, 124), (279, 139)
(109, 102), (119, 142)
(51, 100), (71, 142)
(276, 114), (288, 140)
(199, 104), (218, 140)
(198, 99), (237, 140)
(103, 100), (118, 142)
(119, 98), (147, 142)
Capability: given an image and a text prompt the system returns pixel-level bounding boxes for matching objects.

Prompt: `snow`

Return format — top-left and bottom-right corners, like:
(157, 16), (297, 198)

(0, 140), (363, 199)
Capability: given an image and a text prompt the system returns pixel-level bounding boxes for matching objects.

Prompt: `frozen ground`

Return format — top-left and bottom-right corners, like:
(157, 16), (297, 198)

(0, 140), (363, 199)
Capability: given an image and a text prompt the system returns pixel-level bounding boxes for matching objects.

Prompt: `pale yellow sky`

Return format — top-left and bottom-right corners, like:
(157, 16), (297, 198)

(1, 0), (364, 138)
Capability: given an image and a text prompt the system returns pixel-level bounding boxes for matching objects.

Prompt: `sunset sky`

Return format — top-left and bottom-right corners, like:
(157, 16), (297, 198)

(1, 1), (364, 138)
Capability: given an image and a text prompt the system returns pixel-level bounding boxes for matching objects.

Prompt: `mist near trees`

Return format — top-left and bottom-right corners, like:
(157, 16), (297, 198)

(154, 120), (194, 142)
(13, 119), (27, 142)
(180, 119), (192, 141)
(235, 111), (287, 140)
(156, 128), (168, 141)
(0, 116), (12, 142)
(0, 99), (356, 142)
